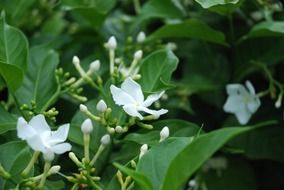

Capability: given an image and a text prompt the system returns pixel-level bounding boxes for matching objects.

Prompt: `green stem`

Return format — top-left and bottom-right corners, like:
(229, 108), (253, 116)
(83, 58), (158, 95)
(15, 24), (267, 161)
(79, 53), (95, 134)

(90, 145), (105, 166)
(38, 161), (51, 189)
(87, 175), (102, 190)
(133, 0), (141, 14)
(22, 151), (40, 177)
(84, 134), (90, 162)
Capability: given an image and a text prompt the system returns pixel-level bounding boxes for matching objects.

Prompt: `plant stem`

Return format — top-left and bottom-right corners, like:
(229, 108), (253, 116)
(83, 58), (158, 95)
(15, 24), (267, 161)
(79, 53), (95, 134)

(22, 151), (40, 177)
(133, 0), (141, 14)
(84, 134), (90, 162)
(38, 161), (51, 189)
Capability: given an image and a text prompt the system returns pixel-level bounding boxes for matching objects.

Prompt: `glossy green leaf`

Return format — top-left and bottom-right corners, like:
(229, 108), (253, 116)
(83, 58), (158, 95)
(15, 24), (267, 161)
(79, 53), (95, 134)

(0, 104), (17, 134)
(139, 49), (178, 93)
(149, 19), (227, 45)
(0, 12), (28, 91)
(14, 44), (59, 112)
(194, 0), (242, 14)
(0, 141), (32, 189)
(114, 162), (153, 190)
(137, 137), (193, 190)
(45, 180), (65, 190)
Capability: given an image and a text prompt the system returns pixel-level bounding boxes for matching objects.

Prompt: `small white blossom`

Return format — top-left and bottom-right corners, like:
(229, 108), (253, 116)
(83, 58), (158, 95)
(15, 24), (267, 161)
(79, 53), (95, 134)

(89, 60), (100, 72)
(48, 165), (61, 175)
(223, 81), (261, 125)
(275, 93), (282, 108)
(139, 144), (148, 159)
(137, 31), (146, 43)
(134, 50), (143, 61)
(110, 78), (168, 120)
(159, 126), (170, 142)
(80, 104), (88, 112)
(96, 100), (107, 112)
(72, 56), (80, 66)
(17, 114), (72, 159)
(81, 118), (93, 134)
(101, 134), (111, 145)
(105, 36), (117, 50)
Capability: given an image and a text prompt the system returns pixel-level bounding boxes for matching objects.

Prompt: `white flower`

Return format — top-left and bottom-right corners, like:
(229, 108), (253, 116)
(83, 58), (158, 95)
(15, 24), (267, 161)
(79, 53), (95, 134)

(105, 36), (117, 50)
(110, 78), (168, 120)
(139, 144), (148, 159)
(159, 126), (169, 142)
(96, 99), (107, 112)
(79, 104), (88, 112)
(17, 114), (72, 159)
(223, 81), (261, 125)
(137, 31), (146, 43)
(81, 118), (93, 134)
(89, 60), (100, 72)
(133, 50), (143, 61)
(101, 134), (111, 145)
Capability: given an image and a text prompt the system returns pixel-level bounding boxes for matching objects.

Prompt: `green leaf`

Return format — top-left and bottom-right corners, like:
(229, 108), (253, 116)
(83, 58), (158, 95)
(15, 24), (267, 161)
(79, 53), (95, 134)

(194, 0), (242, 15)
(137, 137), (193, 190)
(148, 19), (227, 45)
(139, 49), (178, 93)
(0, 104), (17, 134)
(0, 141), (32, 189)
(240, 21), (284, 41)
(160, 126), (262, 190)
(45, 180), (65, 190)
(113, 162), (153, 190)
(0, 12), (28, 91)
(14, 44), (59, 112)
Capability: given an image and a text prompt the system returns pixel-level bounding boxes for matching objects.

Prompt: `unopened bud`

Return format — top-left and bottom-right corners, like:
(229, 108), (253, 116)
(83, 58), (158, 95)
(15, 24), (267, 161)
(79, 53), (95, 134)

(48, 165), (61, 175)
(137, 31), (146, 43)
(43, 150), (55, 162)
(81, 118), (93, 134)
(105, 36), (117, 50)
(69, 152), (82, 167)
(139, 144), (148, 159)
(89, 60), (100, 72)
(101, 134), (111, 145)
(115, 126), (124, 133)
(134, 50), (143, 61)
(96, 100), (107, 112)
(159, 126), (169, 142)
(72, 56), (80, 66)
(275, 93), (282, 108)
(107, 126), (115, 134)
(80, 104), (88, 112)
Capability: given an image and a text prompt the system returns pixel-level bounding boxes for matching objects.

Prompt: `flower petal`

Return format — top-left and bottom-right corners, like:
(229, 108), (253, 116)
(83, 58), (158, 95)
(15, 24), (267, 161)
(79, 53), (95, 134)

(17, 117), (37, 140)
(137, 106), (168, 117)
(234, 109), (252, 125)
(121, 78), (144, 104)
(28, 114), (50, 133)
(143, 91), (165, 107)
(247, 97), (261, 113)
(110, 85), (136, 106)
(223, 95), (245, 113)
(51, 143), (72, 154)
(123, 104), (143, 119)
(48, 124), (70, 146)
(245, 81), (256, 95)
(26, 135), (45, 152)
(226, 84), (248, 96)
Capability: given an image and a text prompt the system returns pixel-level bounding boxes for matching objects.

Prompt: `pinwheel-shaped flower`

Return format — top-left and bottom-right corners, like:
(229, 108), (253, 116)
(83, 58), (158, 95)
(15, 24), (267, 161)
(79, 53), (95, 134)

(110, 78), (168, 120)
(17, 114), (71, 160)
(223, 81), (261, 125)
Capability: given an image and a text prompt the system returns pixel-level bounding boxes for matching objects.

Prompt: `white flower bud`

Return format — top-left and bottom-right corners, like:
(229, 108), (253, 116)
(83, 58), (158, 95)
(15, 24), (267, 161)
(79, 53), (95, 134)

(96, 100), (107, 112)
(43, 150), (55, 161)
(105, 36), (117, 50)
(72, 56), (80, 66)
(81, 118), (93, 134)
(134, 50), (143, 61)
(107, 127), (115, 134)
(139, 144), (148, 159)
(188, 179), (196, 187)
(89, 60), (100, 72)
(159, 126), (169, 142)
(137, 31), (146, 43)
(79, 104), (88, 112)
(101, 134), (111, 145)
(275, 93), (282, 108)
(48, 165), (61, 175)
(115, 125), (124, 133)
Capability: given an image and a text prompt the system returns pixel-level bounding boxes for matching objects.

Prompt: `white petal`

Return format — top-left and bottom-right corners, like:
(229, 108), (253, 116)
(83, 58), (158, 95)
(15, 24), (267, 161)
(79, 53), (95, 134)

(28, 114), (50, 134)
(137, 106), (168, 117)
(123, 104), (143, 119)
(48, 124), (70, 146)
(234, 109), (252, 125)
(226, 84), (248, 96)
(247, 97), (261, 113)
(223, 95), (245, 113)
(17, 117), (36, 140)
(245, 81), (256, 95)
(143, 91), (165, 107)
(121, 78), (144, 104)
(26, 135), (45, 152)
(51, 143), (72, 154)
(110, 85), (136, 106)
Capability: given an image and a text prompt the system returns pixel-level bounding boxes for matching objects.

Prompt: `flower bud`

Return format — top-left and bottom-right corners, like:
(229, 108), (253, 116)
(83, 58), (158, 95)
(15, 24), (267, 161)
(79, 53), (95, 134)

(115, 125), (124, 133)
(275, 93), (282, 108)
(79, 104), (88, 112)
(139, 144), (148, 159)
(188, 180), (196, 187)
(89, 60), (100, 72)
(134, 50), (143, 61)
(48, 165), (61, 175)
(159, 126), (169, 142)
(105, 36), (117, 50)
(137, 31), (146, 43)
(43, 150), (55, 162)
(96, 100), (107, 112)
(101, 134), (111, 145)
(81, 118), (93, 134)
(72, 56), (80, 66)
